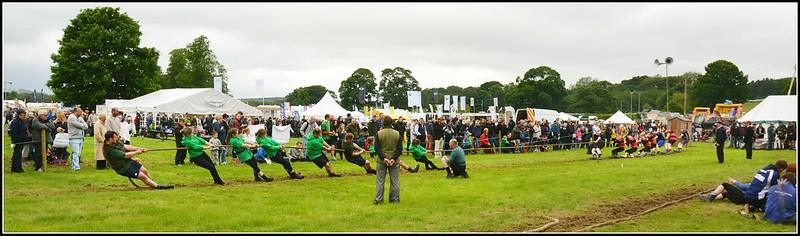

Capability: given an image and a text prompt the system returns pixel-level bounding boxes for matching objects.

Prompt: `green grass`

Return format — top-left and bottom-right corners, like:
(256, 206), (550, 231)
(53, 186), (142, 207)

(3, 129), (797, 232)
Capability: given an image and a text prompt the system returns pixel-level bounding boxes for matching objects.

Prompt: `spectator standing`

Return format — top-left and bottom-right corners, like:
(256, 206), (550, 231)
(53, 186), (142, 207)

(93, 113), (109, 169)
(8, 109), (30, 173)
(67, 108), (88, 171)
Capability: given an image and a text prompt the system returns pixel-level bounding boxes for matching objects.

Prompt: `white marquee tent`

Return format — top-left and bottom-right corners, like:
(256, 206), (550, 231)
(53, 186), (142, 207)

(605, 110), (635, 124)
(739, 95), (797, 122)
(113, 88), (261, 116)
(559, 112), (579, 121)
(302, 93), (351, 120)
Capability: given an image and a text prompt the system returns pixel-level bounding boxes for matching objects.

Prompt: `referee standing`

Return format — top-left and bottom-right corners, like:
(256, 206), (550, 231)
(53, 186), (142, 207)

(715, 122), (727, 163)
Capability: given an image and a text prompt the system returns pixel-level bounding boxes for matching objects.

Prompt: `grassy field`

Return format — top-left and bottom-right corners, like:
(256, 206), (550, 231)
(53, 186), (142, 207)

(3, 131), (797, 232)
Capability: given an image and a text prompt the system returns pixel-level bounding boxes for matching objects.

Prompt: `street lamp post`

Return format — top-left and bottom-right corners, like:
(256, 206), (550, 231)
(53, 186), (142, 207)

(655, 57), (674, 112)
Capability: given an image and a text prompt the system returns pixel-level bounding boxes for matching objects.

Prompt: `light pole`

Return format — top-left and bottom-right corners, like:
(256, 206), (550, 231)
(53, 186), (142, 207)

(655, 57), (673, 112)
(629, 90), (635, 113)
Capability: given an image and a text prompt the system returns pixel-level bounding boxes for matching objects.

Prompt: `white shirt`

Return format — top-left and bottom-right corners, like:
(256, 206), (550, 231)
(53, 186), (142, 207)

(120, 121), (134, 142)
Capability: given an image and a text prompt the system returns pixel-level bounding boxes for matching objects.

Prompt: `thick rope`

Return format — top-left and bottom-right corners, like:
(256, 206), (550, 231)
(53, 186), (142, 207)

(528, 215), (560, 232)
(574, 188), (712, 232)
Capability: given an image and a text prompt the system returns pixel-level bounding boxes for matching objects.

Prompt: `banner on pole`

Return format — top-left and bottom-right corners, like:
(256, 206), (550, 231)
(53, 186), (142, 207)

(460, 96), (466, 111)
(451, 95), (458, 112)
(214, 77), (222, 92)
(470, 97), (475, 107)
(493, 97), (499, 108)
(443, 95), (450, 111)
(407, 91), (422, 108)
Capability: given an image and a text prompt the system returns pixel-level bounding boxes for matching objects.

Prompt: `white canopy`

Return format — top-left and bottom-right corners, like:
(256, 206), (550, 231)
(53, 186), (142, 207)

(114, 88), (261, 116)
(739, 95), (797, 122)
(559, 112), (579, 121)
(349, 110), (369, 123)
(302, 93), (350, 120)
(605, 110), (635, 124)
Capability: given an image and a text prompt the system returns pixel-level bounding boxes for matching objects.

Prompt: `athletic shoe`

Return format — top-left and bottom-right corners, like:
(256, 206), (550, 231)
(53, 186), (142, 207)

(261, 175), (274, 182)
(373, 200), (383, 205)
(462, 172), (469, 179)
(255, 176), (265, 182)
(700, 193), (716, 202)
(290, 172), (305, 179)
(329, 173), (342, 177)
(155, 184), (174, 189)
(411, 165), (420, 173)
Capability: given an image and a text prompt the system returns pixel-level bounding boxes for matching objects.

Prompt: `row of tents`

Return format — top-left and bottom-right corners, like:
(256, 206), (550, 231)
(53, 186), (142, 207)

(93, 89), (795, 126)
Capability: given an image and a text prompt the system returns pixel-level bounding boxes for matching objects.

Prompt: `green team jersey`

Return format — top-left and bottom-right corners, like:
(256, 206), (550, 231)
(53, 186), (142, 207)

(407, 144), (427, 160)
(229, 136), (253, 162)
(306, 133), (325, 160)
(181, 135), (207, 158)
(256, 136), (281, 158)
(321, 120), (332, 140)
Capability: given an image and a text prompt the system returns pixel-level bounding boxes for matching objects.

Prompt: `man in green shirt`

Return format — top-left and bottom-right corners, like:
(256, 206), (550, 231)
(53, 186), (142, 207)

(255, 128), (304, 179)
(320, 114), (336, 160)
(306, 128), (342, 177)
(374, 116), (403, 204)
(408, 139), (443, 171)
(443, 138), (468, 179)
(103, 131), (173, 189)
(228, 128), (274, 182)
(181, 128), (225, 185)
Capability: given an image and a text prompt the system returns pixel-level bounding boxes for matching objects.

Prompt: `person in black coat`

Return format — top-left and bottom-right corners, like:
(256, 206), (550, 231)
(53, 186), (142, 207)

(8, 109), (31, 173)
(715, 123), (728, 163)
(743, 121), (755, 159)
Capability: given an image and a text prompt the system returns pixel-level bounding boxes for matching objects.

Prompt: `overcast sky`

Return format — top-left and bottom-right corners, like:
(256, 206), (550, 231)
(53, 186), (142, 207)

(3, 3), (797, 99)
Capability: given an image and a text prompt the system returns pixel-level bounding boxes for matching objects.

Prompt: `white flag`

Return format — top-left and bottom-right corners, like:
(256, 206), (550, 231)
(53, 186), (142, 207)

(213, 77), (222, 92)
(460, 96), (466, 111)
(470, 97), (475, 107)
(452, 95), (458, 111)
(493, 97), (499, 108)
(271, 125), (292, 144)
(444, 95), (450, 111)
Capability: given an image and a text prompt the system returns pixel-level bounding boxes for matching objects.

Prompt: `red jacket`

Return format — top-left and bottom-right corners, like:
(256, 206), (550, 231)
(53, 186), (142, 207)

(480, 133), (490, 146)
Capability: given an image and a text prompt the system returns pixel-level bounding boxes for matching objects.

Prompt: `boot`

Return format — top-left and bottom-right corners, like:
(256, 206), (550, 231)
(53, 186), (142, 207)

(410, 164), (420, 173)
(261, 174), (274, 182)
(329, 172), (342, 177)
(290, 172), (305, 179)
(155, 184), (174, 189)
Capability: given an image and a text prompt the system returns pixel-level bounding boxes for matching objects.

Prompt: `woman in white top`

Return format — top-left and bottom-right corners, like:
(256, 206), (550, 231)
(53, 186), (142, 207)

(120, 116), (135, 145)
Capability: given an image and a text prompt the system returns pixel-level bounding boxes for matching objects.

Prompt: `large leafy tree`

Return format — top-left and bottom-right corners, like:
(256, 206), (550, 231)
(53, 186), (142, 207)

(565, 78), (618, 113)
(285, 85), (337, 106)
(161, 35), (229, 94)
(48, 7), (161, 107)
(378, 67), (421, 109)
(338, 68), (378, 109)
(505, 66), (567, 110)
(691, 60), (749, 107)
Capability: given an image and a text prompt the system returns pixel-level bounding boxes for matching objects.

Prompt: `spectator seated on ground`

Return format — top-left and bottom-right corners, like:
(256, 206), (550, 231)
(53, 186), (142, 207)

(287, 141), (307, 162)
(700, 160), (788, 213)
(500, 134), (513, 153)
(763, 172), (796, 224)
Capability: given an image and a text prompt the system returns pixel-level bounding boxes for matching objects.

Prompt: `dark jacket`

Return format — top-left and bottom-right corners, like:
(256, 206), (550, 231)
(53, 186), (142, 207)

(432, 122), (444, 140)
(744, 126), (755, 143)
(715, 126), (727, 144)
(8, 118), (31, 144)
(31, 117), (55, 144)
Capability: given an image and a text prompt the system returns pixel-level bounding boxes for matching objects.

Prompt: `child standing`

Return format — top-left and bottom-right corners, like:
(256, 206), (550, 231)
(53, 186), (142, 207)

(208, 132), (222, 165)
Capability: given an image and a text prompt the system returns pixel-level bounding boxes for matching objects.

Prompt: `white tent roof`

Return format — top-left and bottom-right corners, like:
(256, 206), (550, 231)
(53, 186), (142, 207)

(605, 110), (635, 124)
(559, 112), (579, 121)
(349, 111), (369, 123)
(114, 88), (261, 116)
(739, 95), (797, 122)
(302, 93), (350, 120)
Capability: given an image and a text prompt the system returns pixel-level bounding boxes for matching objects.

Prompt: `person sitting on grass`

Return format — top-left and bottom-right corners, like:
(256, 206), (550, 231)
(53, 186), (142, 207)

(228, 128), (273, 182)
(762, 172), (796, 224)
(342, 133), (377, 175)
(441, 139), (468, 178)
(181, 127), (225, 185)
(500, 133), (512, 153)
(408, 138), (444, 171)
(699, 160), (787, 212)
(305, 128), (342, 177)
(103, 131), (173, 190)
(462, 134), (475, 154)
(255, 128), (304, 179)
(611, 136), (625, 158)
(287, 141), (306, 162)
(624, 134), (639, 158)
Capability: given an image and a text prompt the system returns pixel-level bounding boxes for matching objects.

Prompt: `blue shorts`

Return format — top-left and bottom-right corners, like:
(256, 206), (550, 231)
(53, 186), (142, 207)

(657, 140), (665, 147)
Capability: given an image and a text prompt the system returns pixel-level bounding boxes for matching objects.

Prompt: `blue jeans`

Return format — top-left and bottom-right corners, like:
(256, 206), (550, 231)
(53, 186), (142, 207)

(69, 138), (83, 170)
(734, 181), (750, 192)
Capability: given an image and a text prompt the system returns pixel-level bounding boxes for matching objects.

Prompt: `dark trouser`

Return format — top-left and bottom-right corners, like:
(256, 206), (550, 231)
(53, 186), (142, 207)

(191, 153), (224, 184)
(270, 151), (295, 175)
(745, 141), (753, 159)
(244, 158), (263, 179)
(625, 147), (638, 154)
(716, 143), (725, 163)
(11, 144), (24, 172)
(416, 157), (438, 170)
(29, 144), (44, 170)
(721, 182), (746, 204)
(768, 138), (774, 150)
(96, 160), (107, 169)
(175, 148), (187, 165)
(53, 148), (68, 161)
(612, 147), (624, 156)
(451, 164), (467, 177)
